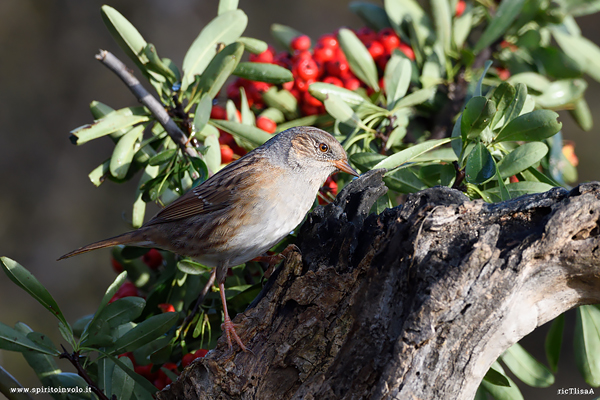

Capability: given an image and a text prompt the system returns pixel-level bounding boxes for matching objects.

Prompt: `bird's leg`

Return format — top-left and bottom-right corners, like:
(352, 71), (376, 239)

(251, 244), (300, 279)
(219, 281), (247, 352)
(216, 261), (248, 352)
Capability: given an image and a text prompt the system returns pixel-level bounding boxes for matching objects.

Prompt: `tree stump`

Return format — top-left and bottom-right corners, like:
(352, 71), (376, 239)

(156, 169), (600, 400)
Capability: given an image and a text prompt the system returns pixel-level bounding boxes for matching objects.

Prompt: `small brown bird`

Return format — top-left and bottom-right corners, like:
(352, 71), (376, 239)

(58, 126), (358, 351)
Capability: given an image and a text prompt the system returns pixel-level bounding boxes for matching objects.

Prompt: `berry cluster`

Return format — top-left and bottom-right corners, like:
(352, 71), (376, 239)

(118, 350), (208, 390)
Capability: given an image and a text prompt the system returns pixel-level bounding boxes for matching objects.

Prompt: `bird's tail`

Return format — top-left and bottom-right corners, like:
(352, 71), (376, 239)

(57, 230), (146, 261)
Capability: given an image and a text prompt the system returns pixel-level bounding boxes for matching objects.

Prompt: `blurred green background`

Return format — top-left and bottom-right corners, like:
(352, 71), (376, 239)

(0, 1), (598, 399)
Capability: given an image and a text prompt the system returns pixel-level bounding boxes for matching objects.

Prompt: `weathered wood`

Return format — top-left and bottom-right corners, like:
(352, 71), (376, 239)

(157, 170), (600, 400)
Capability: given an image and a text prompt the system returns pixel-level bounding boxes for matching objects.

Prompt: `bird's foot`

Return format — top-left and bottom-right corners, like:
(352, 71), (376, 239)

(253, 244), (300, 279)
(221, 316), (247, 352)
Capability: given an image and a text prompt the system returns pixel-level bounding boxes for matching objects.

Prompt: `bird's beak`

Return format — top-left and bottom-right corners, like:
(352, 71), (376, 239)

(333, 159), (360, 177)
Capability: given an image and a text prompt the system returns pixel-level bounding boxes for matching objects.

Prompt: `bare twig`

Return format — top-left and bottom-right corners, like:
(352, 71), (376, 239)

(59, 346), (112, 400)
(95, 50), (199, 160)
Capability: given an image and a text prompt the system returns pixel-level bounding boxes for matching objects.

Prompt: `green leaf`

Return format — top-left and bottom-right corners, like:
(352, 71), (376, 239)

(324, 94), (362, 129)
(0, 365), (32, 400)
(390, 87), (436, 111)
(148, 149), (177, 166)
(374, 137), (453, 170)
(431, 0), (452, 53)
(350, 152), (387, 172)
(0, 257), (71, 335)
(262, 87), (298, 118)
(556, 0), (600, 16)
(182, 10), (248, 90)
(484, 364), (511, 387)
(70, 114), (149, 146)
(203, 134), (221, 173)
(349, 2), (392, 31)
(81, 272), (128, 343)
(97, 351), (158, 396)
(233, 62), (293, 84)
(508, 72), (550, 94)
(0, 322), (56, 354)
(100, 297), (146, 329)
(531, 46), (583, 79)
(384, 0), (433, 49)
(480, 362), (524, 400)
(552, 29), (600, 83)
(236, 37), (268, 54)
(100, 6), (153, 79)
(501, 83), (528, 126)
(384, 55), (411, 110)
(465, 143), (495, 184)
(98, 357), (115, 397)
(197, 42), (244, 100)
(308, 82), (367, 106)
(473, 60), (493, 98)
(218, 0), (238, 14)
(177, 259), (212, 275)
(143, 44), (177, 82)
(110, 125), (144, 180)
(338, 28), (379, 90)
(52, 373), (92, 399)
(497, 142), (548, 179)
(384, 167), (428, 193)
(495, 110), (562, 143)
(482, 182), (554, 201)
(546, 313), (564, 373)
(112, 356), (135, 400)
(473, 0), (526, 53)
(270, 23), (304, 51)
(461, 97), (496, 140)
(210, 119), (271, 147)
(570, 97), (593, 132)
(111, 312), (179, 354)
(534, 79), (587, 110)
(453, 6), (473, 49)
(502, 343), (554, 387)
(575, 305), (600, 386)
(490, 82), (517, 129)
(133, 164), (159, 228)
(13, 323), (62, 390)
(193, 94), (212, 136)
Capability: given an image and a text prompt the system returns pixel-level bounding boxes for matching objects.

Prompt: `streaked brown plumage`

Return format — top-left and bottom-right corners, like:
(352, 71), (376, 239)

(58, 126), (359, 351)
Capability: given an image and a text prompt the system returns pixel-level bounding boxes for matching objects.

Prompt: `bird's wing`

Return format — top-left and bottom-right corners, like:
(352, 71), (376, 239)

(145, 155), (256, 225)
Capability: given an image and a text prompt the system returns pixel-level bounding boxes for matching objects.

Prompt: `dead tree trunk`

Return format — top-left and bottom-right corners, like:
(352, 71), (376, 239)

(156, 169), (600, 400)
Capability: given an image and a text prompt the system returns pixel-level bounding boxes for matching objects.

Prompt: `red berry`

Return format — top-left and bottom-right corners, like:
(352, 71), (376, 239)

(322, 76), (344, 87)
(220, 144), (234, 164)
(256, 117), (277, 134)
(158, 303), (176, 313)
(326, 59), (350, 77)
(210, 105), (227, 120)
(318, 177), (338, 205)
(301, 103), (321, 116)
(295, 57), (319, 80)
(318, 34), (338, 49)
(398, 43), (415, 61)
(111, 258), (123, 274)
(313, 43), (335, 63)
(249, 48), (274, 63)
(274, 51), (292, 69)
(154, 377), (167, 390)
(378, 77), (385, 90)
(509, 175), (519, 183)
(251, 80), (271, 94)
(343, 77), (361, 91)
(496, 67), (511, 80)
(303, 91), (322, 107)
(182, 353), (196, 368)
(455, 0), (466, 17)
(142, 249), (163, 270)
(356, 27), (377, 43)
(195, 349), (209, 358)
(376, 54), (391, 71)
(218, 131), (234, 146)
(291, 35), (311, 51)
(294, 78), (315, 92)
(109, 282), (140, 303)
(289, 88), (302, 102)
(380, 35), (400, 53)
(282, 80), (294, 91)
(134, 364), (158, 381)
(367, 41), (385, 59)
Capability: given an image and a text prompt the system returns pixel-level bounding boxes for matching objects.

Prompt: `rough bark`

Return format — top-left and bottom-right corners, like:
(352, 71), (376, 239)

(156, 169), (600, 400)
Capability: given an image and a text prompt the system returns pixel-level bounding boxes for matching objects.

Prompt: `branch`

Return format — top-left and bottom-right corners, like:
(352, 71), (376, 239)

(95, 50), (199, 159)
(156, 173), (600, 400)
(59, 347), (112, 400)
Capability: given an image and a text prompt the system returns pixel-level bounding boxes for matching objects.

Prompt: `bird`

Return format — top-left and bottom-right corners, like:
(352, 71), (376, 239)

(58, 126), (359, 351)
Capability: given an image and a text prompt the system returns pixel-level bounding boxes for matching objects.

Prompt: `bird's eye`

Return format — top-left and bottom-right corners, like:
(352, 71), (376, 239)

(318, 143), (329, 153)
